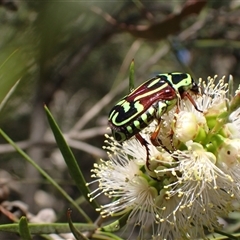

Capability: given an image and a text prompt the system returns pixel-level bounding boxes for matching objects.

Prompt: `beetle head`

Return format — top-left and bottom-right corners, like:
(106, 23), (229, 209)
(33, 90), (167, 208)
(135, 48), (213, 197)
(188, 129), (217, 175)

(190, 79), (200, 94)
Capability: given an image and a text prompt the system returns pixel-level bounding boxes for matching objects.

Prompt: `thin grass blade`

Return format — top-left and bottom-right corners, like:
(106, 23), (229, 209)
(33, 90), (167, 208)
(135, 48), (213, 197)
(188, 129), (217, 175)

(44, 105), (98, 209)
(0, 129), (91, 222)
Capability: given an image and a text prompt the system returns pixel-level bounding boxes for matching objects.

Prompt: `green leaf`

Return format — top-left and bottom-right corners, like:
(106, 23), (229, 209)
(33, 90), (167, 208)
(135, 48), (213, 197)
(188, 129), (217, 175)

(19, 217), (32, 240)
(0, 129), (91, 222)
(93, 231), (124, 240)
(44, 105), (99, 209)
(0, 222), (96, 234)
(129, 59), (135, 92)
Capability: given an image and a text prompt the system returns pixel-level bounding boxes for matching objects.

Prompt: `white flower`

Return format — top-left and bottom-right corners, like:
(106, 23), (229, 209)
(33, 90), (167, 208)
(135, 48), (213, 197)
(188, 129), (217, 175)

(217, 138), (240, 194)
(88, 136), (163, 238)
(89, 75), (240, 240)
(89, 136), (204, 239)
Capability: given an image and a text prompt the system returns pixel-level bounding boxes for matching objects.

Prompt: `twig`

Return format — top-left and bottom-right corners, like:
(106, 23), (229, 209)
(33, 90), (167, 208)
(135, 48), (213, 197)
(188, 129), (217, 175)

(0, 137), (107, 158)
(0, 140), (31, 153)
(65, 138), (106, 158)
(67, 126), (110, 140)
(111, 39), (142, 90)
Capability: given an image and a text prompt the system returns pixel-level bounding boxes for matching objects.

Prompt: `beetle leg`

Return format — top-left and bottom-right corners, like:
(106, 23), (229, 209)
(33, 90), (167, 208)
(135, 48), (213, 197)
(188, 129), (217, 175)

(150, 120), (162, 147)
(135, 133), (151, 170)
(168, 109), (178, 151)
(150, 120), (172, 154)
(183, 92), (203, 113)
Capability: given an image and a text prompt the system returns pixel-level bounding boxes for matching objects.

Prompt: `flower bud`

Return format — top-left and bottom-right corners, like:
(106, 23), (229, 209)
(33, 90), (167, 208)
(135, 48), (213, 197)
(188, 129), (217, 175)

(217, 138), (240, 168)
(175, 112), (198, 143)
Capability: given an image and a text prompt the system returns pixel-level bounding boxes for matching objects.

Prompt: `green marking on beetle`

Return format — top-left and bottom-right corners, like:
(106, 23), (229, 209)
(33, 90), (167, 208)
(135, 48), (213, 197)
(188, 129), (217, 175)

(141, 113), (149, 124)
(111, 101), (144, 126)
(148, 106), (155, 116)
(108, 110), (116, 120)
(155, 101), (168, 119)
(111, 112), (131, 126)
(134, 82), (168, 101)
(122, 101), (131, 113)
(127, 125), (133, 134)
(171, 75), (192, 92)
(165, 99), (177, 107)
(134, 101), (144, 112)
(133, 120), (141, 129)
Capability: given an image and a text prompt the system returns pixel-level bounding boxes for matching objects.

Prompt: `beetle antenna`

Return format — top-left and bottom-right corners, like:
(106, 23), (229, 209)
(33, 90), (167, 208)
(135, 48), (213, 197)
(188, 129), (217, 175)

(185, 92), (203, 113)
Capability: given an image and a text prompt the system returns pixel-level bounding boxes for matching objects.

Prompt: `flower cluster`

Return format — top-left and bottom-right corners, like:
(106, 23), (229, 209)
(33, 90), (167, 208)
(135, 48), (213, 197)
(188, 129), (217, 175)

(89, 75), (240, 240)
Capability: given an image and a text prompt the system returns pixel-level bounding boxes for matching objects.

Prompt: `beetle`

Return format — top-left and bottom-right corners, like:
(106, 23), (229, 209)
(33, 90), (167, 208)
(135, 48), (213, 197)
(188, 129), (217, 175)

(108, 72), (201, 168)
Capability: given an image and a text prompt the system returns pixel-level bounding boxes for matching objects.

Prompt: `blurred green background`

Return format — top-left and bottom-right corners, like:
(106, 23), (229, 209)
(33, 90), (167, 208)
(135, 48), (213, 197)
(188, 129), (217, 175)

(1, 0), (240, 239)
